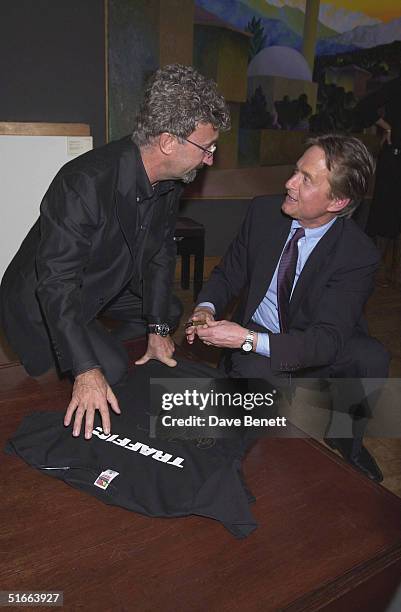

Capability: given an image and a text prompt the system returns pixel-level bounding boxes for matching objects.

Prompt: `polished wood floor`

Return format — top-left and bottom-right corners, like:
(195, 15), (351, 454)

(363, 279), (401, 497)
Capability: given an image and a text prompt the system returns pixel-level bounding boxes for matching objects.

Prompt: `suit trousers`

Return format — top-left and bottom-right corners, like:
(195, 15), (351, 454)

(223, 328), (390, 447)
(23, 287), (183, 383)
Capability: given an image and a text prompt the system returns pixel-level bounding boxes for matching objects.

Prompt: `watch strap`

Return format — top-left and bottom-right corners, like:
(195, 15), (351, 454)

(148, 323), (170, 336)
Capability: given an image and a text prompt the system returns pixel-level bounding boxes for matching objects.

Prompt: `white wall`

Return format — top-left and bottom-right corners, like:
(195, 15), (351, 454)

(0, 135), (92, 279)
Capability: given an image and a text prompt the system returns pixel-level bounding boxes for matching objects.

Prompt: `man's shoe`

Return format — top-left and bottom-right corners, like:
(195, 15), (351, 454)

(324, 438), (383, 483)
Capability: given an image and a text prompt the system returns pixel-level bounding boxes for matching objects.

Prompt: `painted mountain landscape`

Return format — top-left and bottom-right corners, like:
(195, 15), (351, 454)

(195, 0), (401, 56)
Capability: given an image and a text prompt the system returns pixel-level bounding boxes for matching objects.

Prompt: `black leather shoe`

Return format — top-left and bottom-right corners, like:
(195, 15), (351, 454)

(324, 438), (383, 483)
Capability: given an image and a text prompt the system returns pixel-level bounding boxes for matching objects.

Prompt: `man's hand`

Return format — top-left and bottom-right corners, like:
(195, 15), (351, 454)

(185, 306), (215, 345)
(64, 368), (121, 439)
(196, 320), (253, 349)
(135, 334), (177, 367)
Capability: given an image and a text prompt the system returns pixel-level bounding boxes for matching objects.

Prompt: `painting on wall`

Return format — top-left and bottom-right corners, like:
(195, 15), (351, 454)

(196, 0), (401, 54)
(195, 0), (401, 136)
(106, 0), (401, 164)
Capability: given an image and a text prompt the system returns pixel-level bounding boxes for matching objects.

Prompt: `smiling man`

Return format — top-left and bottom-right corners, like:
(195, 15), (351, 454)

(0, 64), (230, 439)
(186, 134), (389, 481)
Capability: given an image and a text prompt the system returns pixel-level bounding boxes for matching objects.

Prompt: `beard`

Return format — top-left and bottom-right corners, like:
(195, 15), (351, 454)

(181, 163), (204, 184)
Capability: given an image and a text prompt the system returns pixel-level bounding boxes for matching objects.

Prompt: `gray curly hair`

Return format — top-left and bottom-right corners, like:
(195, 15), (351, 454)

(132, 64), (230, 146)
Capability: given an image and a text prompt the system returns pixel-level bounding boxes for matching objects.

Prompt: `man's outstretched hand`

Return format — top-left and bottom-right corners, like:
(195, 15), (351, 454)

(135, 334), (177, 367)
(64, 368), (121, 439)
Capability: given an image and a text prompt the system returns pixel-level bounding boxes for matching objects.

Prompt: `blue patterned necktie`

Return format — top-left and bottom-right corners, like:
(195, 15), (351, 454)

(277, 227), (305, 333)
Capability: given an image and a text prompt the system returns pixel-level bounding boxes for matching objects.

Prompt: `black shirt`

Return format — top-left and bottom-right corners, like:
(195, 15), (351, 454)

(133, 147), (175, 276)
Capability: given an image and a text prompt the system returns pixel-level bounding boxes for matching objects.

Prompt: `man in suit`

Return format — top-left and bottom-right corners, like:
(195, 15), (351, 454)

(186, 134), (389, 482)
(0, 64), (230, 439)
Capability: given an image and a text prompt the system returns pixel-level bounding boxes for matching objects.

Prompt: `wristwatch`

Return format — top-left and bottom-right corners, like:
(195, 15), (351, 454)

(148, 323), (170, 337)
(241, 330), (254, 353)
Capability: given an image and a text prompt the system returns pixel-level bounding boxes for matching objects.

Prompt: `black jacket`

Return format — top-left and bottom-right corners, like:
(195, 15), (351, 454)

(197, 197), (379, 373)
(0, 136), (183, 373)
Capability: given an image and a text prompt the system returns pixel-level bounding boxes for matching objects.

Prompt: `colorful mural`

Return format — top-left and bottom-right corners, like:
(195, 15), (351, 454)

(195, 1), (401, 55)
(106, 1), (401, 164)
(195, 0), (401, 151)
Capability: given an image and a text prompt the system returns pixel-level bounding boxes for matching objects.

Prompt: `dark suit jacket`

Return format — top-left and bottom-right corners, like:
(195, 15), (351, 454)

(0, 137), (183, 374)
(197, 197), (380, 373)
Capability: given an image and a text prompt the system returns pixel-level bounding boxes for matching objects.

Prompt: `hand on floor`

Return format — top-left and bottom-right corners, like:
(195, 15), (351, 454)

(64, 368), (121, 439)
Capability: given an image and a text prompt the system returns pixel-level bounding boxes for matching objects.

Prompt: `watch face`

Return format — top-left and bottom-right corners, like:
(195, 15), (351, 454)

(242, 341), (253, 353)
(157, 323), (170, 337)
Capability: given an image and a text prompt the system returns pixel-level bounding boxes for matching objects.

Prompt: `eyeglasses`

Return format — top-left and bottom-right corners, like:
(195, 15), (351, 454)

(183, 137), (217, 158)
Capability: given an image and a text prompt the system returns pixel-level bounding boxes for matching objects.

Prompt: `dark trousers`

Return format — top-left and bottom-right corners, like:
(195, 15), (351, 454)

(25, 287), (182, 383)
(223, 330), (390, 447)
(94, 288), (182, 384)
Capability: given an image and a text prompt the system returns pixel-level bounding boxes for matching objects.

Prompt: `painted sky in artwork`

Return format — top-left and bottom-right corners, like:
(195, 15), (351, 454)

(196, 0), (401, 54)
(321, 1), (401, 23)
(267, 1), (401, 23)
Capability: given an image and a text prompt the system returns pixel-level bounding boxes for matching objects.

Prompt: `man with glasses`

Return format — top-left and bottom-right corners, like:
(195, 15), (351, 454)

(0, 64), (230, 439)
(183, 138), (217, 158)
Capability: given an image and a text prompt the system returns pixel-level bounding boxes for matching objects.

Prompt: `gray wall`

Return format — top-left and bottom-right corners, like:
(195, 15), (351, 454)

(0, 0), (106, 146)
(179, 196), (284, 256)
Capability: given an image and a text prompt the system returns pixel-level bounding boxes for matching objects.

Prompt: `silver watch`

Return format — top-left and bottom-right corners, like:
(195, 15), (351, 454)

(241, 330), (254, 353)
(148, 323), (170, 337)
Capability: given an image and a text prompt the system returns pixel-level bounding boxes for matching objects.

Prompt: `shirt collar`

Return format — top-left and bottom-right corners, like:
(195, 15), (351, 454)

(291, 217), (337, 239)
(136, 149), (175, 202)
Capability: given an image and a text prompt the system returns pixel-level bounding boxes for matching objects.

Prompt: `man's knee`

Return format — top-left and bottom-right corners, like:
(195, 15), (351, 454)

(101, 350), (129, 386)
(228, 349), (279, 385)
(368, 340), (390, 377)
(338, 335), (390, 378)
